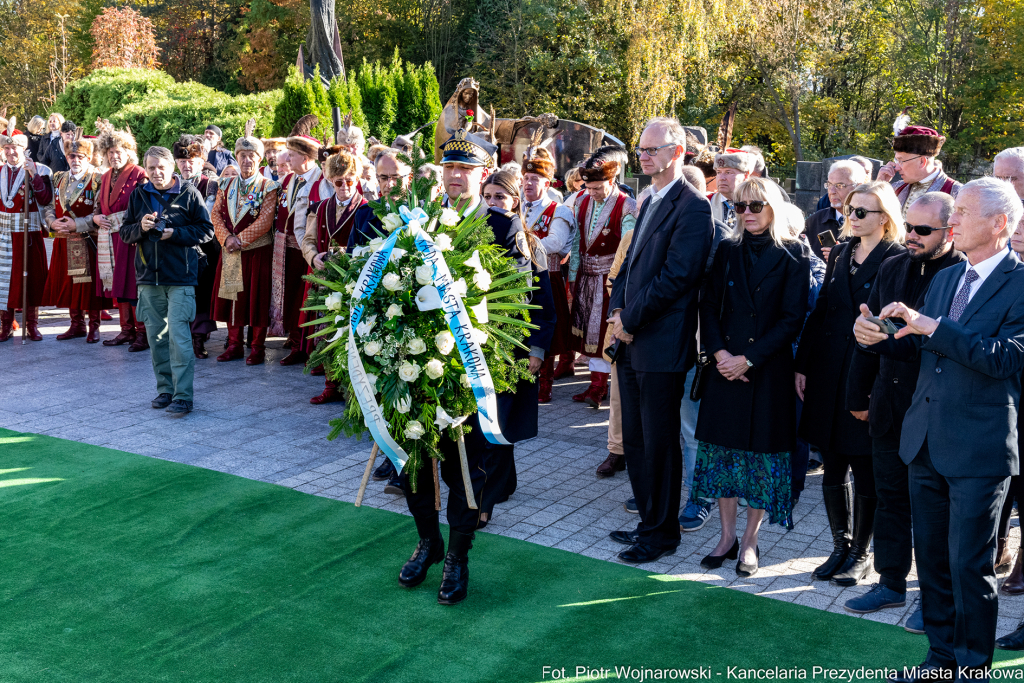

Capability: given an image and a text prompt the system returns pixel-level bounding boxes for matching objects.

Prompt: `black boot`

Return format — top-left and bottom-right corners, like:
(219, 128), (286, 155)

(399, 517), (445, 588)
(813, 483), (853, 580)
(438, 530), (473, 605)
(832, 495), (877, 586)
(373, 458), (397, 481)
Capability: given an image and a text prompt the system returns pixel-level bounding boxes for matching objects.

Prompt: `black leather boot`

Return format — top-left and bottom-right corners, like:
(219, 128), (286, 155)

(813, 483), (853, 580)
(832, 495), (877, 586)
(438, 530), (473, 605)
(399, 516), (444, 588)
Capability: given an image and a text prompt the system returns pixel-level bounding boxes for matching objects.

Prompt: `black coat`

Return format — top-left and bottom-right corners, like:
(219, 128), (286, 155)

(608, 178), (714, 373)
(345, 205), (385, 249)
(695, 237), (810, 453)
(804, 207), (844, 262)
(39, 135), (69, 173)
(26, 133), (45, 161)
(846, 249), (966, 438)
(795, 237), (906, 455)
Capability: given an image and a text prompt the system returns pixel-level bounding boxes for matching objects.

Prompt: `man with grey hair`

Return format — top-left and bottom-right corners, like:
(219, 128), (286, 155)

(854, 177), (1024, 677)
(710, 150), (756, 230)
(119, 146), (215, 415)
(994, 146), (1024, 201)
(815, 156), (874, 211)
(804, 159), (869, 261)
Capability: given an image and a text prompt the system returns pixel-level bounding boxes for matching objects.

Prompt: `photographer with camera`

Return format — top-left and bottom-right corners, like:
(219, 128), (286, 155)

(120, 146), (215, 416)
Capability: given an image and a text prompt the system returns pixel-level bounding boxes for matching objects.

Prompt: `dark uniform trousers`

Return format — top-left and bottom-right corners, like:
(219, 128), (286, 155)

(873, 428), (914, 594)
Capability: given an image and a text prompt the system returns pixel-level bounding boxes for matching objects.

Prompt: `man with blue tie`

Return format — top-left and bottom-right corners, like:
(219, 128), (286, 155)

(854, 177), (1024, 680)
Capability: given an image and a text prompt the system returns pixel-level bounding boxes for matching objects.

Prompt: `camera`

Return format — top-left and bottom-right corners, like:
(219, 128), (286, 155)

(152, 216), (167, 233)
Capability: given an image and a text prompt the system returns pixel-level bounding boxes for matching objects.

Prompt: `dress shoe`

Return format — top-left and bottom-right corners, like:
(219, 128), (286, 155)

(997, 536), (1013, 572)
(609, 529), (639, 545)
(128, 335), (150, 352)
(245, 349), (266, 365)
(437, 551), (469, 605)
(398, 538), (445, 588)
(700, 539), (739, 570)
(373, 458), (397, 481)
(997, 620), (1024, 650)
(736, 545), (760, 578)
(1003, 551), (1024, 594)
(596, 451), (626, 477)
(279, 349), (308, 366)
(887, 663), (955, 683)
(151, 393), (173, 409)
(165, 399), (193, 415)
(904, 606), (924, 634)
(617, 542), (676, 564)
(310, 386), (343, 404)
(843, 583), (906, 614)
(384, 474), (405, 496)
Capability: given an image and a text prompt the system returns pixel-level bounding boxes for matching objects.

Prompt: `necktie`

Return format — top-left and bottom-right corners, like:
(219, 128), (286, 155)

(837, 214), (845, 226)
(724, 199), (736, 229)
(631, 195), (662, 253)
(948, 268), (979, 322)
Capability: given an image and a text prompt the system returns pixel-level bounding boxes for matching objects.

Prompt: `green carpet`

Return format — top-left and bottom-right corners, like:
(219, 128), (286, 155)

(1, 429), (1021, 683)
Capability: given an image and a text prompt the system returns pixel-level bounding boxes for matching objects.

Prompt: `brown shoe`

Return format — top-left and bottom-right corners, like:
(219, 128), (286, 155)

(279, 349), (308, 366)
(596, 451), (626, 477)
(192, 335), (208, 359)
(1003, 552), (1024, 595)
(57, 310), (87, 340)
(103, 302), (136, 346)
(998, 537), (1014, 572)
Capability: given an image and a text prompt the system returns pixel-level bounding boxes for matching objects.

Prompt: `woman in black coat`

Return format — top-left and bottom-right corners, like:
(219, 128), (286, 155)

(693, 177), (810, 578)
(794, 180), (906, 586)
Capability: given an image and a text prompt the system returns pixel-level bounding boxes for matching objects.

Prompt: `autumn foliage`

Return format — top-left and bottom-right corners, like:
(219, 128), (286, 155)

(90, 7), (160, 70)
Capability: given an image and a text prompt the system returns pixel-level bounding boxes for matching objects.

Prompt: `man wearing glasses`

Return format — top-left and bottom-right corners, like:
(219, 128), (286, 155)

(878, 126), (961, 216)
(805, 159), (868, 261)
(709, 150), (756, 231)
(845, 192), (963, 631)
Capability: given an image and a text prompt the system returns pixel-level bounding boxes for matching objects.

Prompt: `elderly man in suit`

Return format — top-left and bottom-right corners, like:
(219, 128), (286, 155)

(606, 117), (714, 563)
(854, 177), (1024, 680)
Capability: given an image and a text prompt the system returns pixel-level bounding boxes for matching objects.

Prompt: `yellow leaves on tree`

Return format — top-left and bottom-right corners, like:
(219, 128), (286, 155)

(90, 7), (160, 70)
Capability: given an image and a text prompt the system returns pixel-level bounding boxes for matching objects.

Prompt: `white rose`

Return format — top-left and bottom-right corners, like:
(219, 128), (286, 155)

(415, 263), (434, 286)
(439, 208), (460, 227)
(364, 340), (382, 356)
(435, 330), (455, 355)
(433, 233), (453, 251)
(345, 281), (356, 295)
(325, 291), (343, 311)
(425, 358), (445, 380)
(394, 395), (411, 414)
(365, 373), (378, 390)
(407, 337), (427, 355)
(460, 373), (471, 388)
(398, 361), (420, 382)
(471, 327), (488, 345)
(368, 237), (385, 251)
(472, 270), (492, 292)
(382, 272), (402, 291)
(382, 213), (404, 232)
(385, 303), (403, 319)
(404, 420), (425, 440)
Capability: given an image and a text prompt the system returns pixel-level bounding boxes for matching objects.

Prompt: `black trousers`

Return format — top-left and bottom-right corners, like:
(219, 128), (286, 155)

(872, 428), (913, 594)
(402, 419), (515, 536)
(617, 344), (687, 549)
(998, 474), (1024, 539)
(909, 441), (1008, 670)
(791, 397), (810, 497)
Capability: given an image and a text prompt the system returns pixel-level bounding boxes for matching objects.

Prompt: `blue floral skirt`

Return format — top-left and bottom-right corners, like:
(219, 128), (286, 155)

(692, 441), (793, 527)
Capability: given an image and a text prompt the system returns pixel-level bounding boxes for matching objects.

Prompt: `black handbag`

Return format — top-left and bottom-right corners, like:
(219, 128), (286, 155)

(690, 260), (729, 401)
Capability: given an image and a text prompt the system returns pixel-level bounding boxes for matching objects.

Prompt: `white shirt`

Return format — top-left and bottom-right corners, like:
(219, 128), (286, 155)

(524, 197), (574, 257)
(955, 248), (1008, 304)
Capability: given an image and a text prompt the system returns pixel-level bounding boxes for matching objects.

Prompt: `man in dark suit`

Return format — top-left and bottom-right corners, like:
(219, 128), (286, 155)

(845, 192), (964, 626)
(854, 178), (1024, 679)
(607, 117), (714, 563)
(804, 160), (867, 261)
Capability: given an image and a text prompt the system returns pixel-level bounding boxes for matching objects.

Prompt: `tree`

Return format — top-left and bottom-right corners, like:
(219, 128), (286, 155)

(90, 6), (159, 70)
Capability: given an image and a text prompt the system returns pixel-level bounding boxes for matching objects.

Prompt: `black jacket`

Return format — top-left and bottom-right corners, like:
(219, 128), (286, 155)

(345, 205), (387, 249)
(119, 181), (215, 287)
(804, 207), (845, 262)
(795, 237), (906, 454)
(695, 236), (810, 453)
(608, 178), (714, 373)
(846, 248), (967, 438)
(39, 135), (69, 173)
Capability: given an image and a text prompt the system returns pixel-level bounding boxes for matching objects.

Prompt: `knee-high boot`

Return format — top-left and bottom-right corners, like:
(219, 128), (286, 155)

(246, 327), (267, 365)
(103, 302), (136, 346)
(813, 483), (853, 580)
(538, 356), (554, 403)
(86, 310), (102, 344)
(129, 311), (149, 352)
(57, 310), (86, 340)
(831, 495), (877, 586)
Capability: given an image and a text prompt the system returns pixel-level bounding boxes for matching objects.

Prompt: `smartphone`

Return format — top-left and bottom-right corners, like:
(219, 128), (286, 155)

(818, 230), (837, 248)
(866, 316), (901, 335)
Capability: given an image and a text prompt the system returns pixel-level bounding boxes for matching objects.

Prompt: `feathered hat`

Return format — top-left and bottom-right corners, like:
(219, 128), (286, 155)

(0, 116), (28, 148)
(0, 106), (8, 134)
(522, 128), (555, 180)
(63, 126), (93, 158)
(96, 120), (137, 156)
(286, 114), (322, 160)
(335, 112), (364, 151)
(235, 118), (264, 158)
(172, 134), (206, 161)
(892, 125), (945, 157)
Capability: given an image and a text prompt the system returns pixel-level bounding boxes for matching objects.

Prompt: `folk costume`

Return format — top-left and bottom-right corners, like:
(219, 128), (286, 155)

(522, 145), (576, 403)
(92, 125), (149, 351)
(399, 129), (556, 607)
(0, 118), (53, 342)
(889, 126), (961, 216)
(42, 130), (112, 343)
(568, 161), (636, 407)
(210, 122), (280, 365)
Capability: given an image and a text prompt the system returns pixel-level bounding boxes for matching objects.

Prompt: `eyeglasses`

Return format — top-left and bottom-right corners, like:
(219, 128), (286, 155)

(332, 178), (356, 188)
(823, 182), (852, 191)
(377, 174), (408, 183)
(906, 223), (949, 237)
(734, 201), (767, 214)
(893, 154), (924, 166)
(845, 206), (885, 219)
(633, 144), (676, 158)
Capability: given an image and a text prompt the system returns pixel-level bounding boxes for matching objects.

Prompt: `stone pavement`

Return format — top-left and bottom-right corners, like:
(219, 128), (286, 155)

(2, 306), (1024, 640)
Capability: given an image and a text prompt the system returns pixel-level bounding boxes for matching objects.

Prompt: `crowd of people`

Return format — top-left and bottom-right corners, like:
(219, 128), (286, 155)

(3, 105), (1024, 677)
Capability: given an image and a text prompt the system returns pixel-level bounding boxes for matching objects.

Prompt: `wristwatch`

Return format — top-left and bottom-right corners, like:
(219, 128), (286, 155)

(745, 359), (754, 368)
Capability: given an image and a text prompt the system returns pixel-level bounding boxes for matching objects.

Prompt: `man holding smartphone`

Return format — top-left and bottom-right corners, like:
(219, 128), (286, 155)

(846, 192), (963, 626)
(805, 160), (867, 262)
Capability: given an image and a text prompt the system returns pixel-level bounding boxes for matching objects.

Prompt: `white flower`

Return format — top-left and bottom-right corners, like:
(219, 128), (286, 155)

(451, 278), (468, 298)
(461, 373), (471, 388)
(435, 330), (455, 355)
(385, 303), (403, 320)
(356, 314), (377, 338)
(363, 340), (382, 356)
(365, 373), (378, 390)
(463, 250), (484, 274)
(398, 361), (420, 382)
(325, 291), (343, 311)
(472, 270), (492, 292)
(433, 233), (453, 251)
(469, 298), (489, 324)
(382, 213), (404, 232)
(394, 395), (411, 414)
(415, 285), (442, 311)
(434, 405), (468, 430)
(407, 337), (427, 355)
(345, 281), (356, 295)
(389, 248), (406, 264)
(439, 208), (460, 227)
(404, 420), (425, 440)
(351, 245), (372, 258)
(368, 237), (385, 251)
(425, 358), (445, 380)
(471, 327), (488, 345)
(382, 272), (402, 291)
(415, 263), (434, 286)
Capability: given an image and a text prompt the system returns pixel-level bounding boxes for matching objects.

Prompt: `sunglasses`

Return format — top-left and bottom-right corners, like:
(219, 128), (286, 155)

(734, 201), (767, 214)
(332, 178), (356, 188)
(844, 206), (884, 219)
(906, 223), (949, 237)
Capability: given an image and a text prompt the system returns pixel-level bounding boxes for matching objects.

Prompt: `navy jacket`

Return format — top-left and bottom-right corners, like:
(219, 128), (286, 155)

(207, 148), (237, 174)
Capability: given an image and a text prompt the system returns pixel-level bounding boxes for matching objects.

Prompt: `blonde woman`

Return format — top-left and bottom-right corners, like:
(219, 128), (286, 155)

(693, 177), (810, 577)
(794, 180), (906, 586)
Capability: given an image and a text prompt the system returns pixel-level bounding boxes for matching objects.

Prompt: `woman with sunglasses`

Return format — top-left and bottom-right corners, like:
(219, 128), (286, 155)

(795, 180), (906, 586)
(693, 177), (810, 577)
